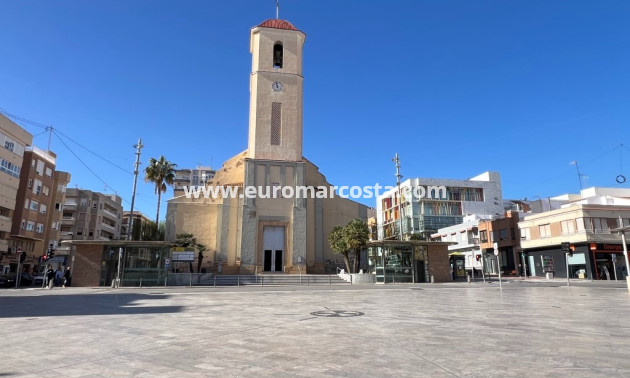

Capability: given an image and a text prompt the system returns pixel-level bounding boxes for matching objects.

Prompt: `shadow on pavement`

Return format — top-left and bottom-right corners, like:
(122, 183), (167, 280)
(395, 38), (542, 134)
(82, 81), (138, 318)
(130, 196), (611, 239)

(0, 292), (182, 318)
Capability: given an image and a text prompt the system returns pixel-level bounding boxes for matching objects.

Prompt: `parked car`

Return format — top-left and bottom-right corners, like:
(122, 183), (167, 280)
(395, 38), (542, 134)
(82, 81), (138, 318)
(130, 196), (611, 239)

(0, 274), (17, 288)
(33, 275), (45, 286)
(19, 272), (34, 286)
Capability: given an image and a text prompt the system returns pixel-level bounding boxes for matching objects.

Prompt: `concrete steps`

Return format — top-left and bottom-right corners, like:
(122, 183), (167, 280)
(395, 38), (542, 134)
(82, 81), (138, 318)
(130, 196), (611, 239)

(206, 274), (350, 287)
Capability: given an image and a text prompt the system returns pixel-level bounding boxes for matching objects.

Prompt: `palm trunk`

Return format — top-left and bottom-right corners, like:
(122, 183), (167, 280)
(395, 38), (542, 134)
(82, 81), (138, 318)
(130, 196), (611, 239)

(354, 248), (361, 273)
(155, 189), (161, 238)
(197, 253), (204, 273)
(343, 252), (351, 274)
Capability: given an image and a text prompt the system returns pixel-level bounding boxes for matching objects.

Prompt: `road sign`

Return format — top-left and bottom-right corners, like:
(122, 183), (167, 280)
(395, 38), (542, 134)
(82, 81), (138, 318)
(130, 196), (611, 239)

(611, 254), (617, 262)
(165, 258), (171, 269)
(494, 249), (499, 256)
(16, 247), (22, 253)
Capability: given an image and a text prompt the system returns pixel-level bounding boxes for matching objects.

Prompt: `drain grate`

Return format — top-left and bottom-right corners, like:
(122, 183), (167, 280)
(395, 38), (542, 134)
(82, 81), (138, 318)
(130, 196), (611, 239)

(310, 310), (364, 318)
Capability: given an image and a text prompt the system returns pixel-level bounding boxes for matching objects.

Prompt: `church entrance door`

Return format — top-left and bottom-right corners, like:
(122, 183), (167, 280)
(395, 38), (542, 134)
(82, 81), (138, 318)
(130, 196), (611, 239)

(263, 226), (285, 272)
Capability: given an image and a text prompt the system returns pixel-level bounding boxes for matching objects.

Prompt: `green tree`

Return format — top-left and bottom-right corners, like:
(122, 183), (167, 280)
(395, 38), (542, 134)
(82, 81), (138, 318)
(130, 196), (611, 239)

(144, 156), (177, 230)
(409, 233), (424, 241)
(328, 225), (351, 273)
(140, 221), (165, 241)
(344, 218), (369, 274)
(174, 233), (196, 248)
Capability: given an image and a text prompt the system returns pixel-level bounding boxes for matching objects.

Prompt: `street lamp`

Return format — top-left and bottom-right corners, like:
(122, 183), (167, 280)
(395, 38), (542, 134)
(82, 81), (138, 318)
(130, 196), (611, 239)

(611, 224), (630, 293)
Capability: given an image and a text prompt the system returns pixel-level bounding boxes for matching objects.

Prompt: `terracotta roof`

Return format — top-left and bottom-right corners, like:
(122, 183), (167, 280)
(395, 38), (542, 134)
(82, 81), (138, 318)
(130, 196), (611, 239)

(257, 19), (298, 31)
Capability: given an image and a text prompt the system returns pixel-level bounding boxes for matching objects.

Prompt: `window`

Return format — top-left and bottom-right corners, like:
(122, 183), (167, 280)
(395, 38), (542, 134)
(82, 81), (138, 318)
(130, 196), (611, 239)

(4, 139), (15, 152)
(479, 230), (488, 242)
(77, 227), (83, 236)
(45, 167), (52, 177)
(273, 43), (283, 68)
(33, 179), (42, 195)
(21, 219), (25, 230)
(0, 158), (21, 178)
(561, 220), (575, 235)
(499, 229), (508, 240)
(36, 223), (44, 233)
(271, 102), (282, 145)
(89, 229), (94, 237)
(30, 200), (39, 211)
(79, 213), (86, 221)
(24, 199), (29, 209)
(36, 160), (44, 175)
(42, 186), (50, 196)
(93, 202), (98, 209)
(539, 224), (551, 238)
(31, 159), (35, 168)
(80, 199), (88, 207)
(40, 204), (47, 214)
(26, 221), (34, 231)
(521, 228), (531, 240)
(27, 179), (33, 188)
(55, 202), (61, 211)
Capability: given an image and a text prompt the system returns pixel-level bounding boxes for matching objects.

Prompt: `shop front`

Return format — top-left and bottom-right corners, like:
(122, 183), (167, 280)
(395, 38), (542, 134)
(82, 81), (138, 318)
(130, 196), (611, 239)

(62, 240), (172, 287)
(367, 241), (452, 283)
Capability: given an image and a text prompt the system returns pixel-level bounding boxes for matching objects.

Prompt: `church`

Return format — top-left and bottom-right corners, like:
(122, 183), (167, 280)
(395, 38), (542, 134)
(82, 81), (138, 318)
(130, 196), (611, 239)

(165, 18), (368, 274)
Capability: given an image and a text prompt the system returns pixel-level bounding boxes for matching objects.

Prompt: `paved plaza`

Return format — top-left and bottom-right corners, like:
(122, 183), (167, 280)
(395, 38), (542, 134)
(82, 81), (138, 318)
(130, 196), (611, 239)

(1, 281), (629, 377)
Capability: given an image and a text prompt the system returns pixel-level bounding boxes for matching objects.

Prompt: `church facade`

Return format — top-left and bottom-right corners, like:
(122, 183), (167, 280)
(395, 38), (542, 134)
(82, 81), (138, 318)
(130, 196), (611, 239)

(165, 19), (368, 274)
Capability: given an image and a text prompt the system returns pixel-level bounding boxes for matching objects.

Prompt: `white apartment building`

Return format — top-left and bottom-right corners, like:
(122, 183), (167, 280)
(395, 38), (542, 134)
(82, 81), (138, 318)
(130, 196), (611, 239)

(377, 171), (504, 240)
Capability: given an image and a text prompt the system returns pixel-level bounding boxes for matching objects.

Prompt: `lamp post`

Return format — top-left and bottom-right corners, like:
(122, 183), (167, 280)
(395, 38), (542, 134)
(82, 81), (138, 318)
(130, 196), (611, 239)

(611, 224), (630, 293)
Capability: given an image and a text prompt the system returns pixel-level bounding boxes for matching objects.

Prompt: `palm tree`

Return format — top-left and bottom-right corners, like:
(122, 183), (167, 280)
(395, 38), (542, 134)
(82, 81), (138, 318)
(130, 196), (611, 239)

(144, 156), (176, 228)
(344, 219), (369, 274)
(328, 225), (351, 273)
(196, 243), (207, 273)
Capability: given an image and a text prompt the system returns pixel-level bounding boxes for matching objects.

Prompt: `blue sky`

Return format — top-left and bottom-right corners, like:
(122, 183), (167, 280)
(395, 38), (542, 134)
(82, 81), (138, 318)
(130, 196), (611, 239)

(1, 0), (629, 219)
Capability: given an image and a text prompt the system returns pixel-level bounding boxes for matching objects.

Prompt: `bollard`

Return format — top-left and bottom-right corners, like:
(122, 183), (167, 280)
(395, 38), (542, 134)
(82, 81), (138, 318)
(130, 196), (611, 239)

(189, 274), (192, 287)
(214, 275), (216, 287)
(140, 276), (143, 287)
(329, 275), (331, 285)
(261, 275), (264, 287)
(238, 275), (240, 287)
(307, 275), (310, 286)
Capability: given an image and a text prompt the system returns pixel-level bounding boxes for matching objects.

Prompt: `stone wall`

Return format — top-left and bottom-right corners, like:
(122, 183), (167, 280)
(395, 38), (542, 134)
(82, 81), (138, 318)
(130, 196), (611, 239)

(71, 244), (103, 287)
(427, 245), (451, 283)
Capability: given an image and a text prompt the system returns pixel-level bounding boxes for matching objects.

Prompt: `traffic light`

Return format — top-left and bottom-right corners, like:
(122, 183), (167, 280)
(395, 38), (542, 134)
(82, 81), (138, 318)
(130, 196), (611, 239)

(475, 255), (481, 261)
(46, 248), (55, 259)
(19, 252), (26, 263)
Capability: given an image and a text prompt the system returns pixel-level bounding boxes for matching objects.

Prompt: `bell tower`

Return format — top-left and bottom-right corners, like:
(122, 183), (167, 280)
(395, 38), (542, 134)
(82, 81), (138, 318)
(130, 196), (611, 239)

(248, 19), (305, 161)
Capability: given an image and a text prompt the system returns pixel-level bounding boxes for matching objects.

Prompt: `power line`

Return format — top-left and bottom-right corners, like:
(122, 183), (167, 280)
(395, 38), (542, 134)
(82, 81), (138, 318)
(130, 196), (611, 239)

(53, 132), (131, 206)
(0, 110), (48, 129)
(0, 108), (133, 175)
(53, 129), (133, 174)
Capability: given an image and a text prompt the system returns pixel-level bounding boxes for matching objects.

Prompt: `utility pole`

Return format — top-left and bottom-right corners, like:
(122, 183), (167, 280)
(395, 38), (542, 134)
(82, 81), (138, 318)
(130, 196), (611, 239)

(393, 153), (403, 241)
(127, 139), (143, 240)
(47, 126), (53, 152)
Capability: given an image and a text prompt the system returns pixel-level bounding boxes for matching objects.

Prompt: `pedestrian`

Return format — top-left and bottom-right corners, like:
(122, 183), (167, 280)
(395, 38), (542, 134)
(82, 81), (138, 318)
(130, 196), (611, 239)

(63, 267), (71, 287)
(55, 267), (63, 286)
(46, 265), (55, 289)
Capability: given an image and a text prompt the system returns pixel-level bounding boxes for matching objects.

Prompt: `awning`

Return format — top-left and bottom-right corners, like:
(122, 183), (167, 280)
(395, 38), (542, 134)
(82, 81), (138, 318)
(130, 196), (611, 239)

(449, 252), (467, 256)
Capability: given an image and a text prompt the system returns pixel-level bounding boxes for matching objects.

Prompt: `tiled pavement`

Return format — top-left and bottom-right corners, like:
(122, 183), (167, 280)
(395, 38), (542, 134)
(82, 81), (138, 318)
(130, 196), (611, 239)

(1, 282), (629, 377)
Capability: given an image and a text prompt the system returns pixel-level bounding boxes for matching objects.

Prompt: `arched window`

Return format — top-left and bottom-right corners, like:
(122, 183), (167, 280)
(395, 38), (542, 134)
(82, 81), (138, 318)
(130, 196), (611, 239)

(273, 43), (283, 69)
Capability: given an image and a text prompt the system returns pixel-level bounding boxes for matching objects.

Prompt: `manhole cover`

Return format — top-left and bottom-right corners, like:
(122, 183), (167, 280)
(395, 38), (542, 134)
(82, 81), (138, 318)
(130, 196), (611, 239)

(310, 310), (364, 318)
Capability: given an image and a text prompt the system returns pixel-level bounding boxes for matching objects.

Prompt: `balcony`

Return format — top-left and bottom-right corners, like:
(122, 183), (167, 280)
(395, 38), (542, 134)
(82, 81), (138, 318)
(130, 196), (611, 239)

(61, 217), (75, 225)
(60, 232), (74, 240)
(101, 223), (117, 233)
(102, 208), (118, 220)
(64, 201), (77, 210)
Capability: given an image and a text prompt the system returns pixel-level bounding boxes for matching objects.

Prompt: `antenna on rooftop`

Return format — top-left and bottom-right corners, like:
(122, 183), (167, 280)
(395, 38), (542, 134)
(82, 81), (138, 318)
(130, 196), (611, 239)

(570, 160), (585, 192)
(392, 153), (403, 241)
(276, 0), (280, 19)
